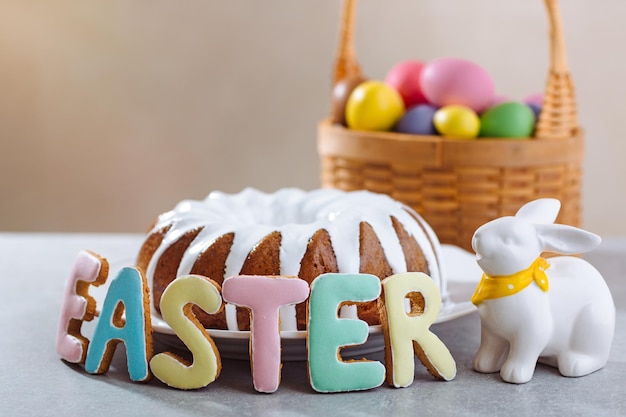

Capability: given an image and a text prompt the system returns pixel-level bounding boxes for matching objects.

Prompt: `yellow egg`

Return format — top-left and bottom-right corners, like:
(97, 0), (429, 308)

(345, 81), (405, 131)
(433, 105), (480, 139)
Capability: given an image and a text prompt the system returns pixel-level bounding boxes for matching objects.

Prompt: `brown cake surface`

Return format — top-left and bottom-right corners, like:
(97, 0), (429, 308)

(137, 188), (443, 331)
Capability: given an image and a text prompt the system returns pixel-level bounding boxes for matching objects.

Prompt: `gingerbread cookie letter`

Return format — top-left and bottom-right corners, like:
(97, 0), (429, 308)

(150, 275), (223, 390)
(56, 250), (109, 363)
(307, 273), (385, 393)
(381, 272), (456, 387)
(84, 267), (153, 382)
(222, 275), (310, 393)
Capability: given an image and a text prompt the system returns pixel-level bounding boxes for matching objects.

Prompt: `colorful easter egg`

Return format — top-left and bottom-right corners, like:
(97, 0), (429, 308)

(394, 104), (438, 135)
(433, 105), (480, 139)
(384, 60), (428, 108)
(331, 75), (367, 126)
(523, 92), (544, 106)
(527, 102), (542, 119)
(420, 58), (495, 113)
(345, 81), (405, 131)
(479, 102), (536, 138)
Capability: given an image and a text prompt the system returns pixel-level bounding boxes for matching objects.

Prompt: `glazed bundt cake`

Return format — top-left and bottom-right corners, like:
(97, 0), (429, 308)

(137, 188), (445, 331)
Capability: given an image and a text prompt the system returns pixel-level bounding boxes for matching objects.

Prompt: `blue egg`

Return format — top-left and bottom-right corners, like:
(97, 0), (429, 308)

(394, 104), (438, 135)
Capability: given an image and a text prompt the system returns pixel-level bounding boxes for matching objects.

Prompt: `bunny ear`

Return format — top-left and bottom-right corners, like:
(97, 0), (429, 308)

(536, 223), (601, 255)
(515, 199), (561, 224)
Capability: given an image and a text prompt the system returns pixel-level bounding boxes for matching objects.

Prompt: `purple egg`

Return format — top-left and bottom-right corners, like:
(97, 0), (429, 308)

(523, 93), (544, 106)
(394, 104), (438, 135)
(527, 102), (542, 119)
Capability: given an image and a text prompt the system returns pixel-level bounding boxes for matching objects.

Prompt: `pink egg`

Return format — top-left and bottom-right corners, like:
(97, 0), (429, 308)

(384, 60), (428, 108)
(420, 58), (495, 113)
(523, 92), (544, 106)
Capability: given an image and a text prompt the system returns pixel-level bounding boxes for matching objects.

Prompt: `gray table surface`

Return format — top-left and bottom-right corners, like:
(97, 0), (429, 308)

(1, 233), (624, 417)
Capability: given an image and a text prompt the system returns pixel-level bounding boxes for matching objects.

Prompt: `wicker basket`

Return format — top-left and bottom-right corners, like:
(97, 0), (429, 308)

(318, 0), (583, 251)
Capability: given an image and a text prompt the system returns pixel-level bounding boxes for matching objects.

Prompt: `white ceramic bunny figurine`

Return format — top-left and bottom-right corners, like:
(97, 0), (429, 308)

(471, 198), (615, 384)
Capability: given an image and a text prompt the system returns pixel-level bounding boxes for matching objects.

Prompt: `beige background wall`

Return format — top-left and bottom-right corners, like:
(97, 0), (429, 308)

(0, 0), (623, 235)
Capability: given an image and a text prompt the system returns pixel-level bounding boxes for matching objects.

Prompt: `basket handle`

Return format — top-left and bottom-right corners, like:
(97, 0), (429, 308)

(330, 0), (579, 140)
(332, 0), (362, 85)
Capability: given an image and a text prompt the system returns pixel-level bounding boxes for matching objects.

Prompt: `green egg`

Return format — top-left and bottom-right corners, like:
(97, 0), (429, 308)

(479, 102), (536, 138)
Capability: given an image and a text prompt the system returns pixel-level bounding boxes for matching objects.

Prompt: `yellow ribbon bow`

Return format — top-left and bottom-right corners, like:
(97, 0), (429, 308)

(471, 257), (550, 306)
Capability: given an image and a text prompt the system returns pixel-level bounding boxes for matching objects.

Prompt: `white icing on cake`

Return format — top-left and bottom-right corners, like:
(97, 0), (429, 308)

(144, 188), (445, 330)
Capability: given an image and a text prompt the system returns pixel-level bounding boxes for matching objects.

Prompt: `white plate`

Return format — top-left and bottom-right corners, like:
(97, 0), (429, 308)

(91, 244), (480, 361)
